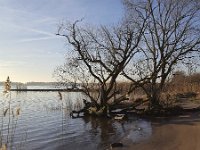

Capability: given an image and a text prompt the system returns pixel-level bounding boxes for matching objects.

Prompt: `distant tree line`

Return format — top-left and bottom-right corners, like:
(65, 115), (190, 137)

(170, 71), (200, 93)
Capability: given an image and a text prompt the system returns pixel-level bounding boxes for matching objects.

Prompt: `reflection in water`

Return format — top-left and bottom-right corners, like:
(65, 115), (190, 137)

(126, 119), (152, 143)
(0, 89), (152, 150)
(82, 116), (118, 149)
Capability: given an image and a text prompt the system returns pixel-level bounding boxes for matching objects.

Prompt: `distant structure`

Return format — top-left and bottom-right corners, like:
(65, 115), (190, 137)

(16, 83), (27, 90)
(4, 76), (11, 92)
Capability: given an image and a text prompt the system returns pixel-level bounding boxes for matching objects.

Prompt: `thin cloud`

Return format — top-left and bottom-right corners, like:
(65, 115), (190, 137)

(17, 36), (58, 43)
(0, 4), (57, 39)
(0, 5), (57, 23)
(0, 60), (26, 68)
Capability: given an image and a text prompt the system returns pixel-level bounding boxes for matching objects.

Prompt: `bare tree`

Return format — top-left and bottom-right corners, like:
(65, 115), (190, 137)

(54, 19), (146, 115)
(123, 0), (200, 109)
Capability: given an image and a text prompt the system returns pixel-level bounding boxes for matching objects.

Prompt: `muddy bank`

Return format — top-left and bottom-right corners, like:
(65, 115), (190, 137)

(113, 112), (200, 150)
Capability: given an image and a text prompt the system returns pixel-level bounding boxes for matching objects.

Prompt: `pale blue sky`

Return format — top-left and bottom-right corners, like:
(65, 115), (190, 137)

(0, 0), (124, 82)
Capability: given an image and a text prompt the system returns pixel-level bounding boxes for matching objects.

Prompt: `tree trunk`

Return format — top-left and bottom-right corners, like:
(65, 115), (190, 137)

(149, 86), (162, 111)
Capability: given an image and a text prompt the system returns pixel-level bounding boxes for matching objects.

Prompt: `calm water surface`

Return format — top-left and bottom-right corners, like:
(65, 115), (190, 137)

(0, 88), (152, 150)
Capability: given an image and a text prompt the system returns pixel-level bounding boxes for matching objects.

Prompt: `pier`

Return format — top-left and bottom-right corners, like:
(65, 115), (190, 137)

(10, 88), (83, 92)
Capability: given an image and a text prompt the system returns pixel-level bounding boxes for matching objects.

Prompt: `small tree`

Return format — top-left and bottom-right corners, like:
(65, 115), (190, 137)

(55, 20), (146, 114)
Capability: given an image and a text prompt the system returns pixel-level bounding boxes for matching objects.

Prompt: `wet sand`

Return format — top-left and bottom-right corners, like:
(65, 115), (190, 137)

(114, 112), (200, 150)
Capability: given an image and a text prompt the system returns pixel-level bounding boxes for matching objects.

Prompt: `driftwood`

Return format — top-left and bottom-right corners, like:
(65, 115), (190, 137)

(110, 99), (149, 114)
(110, 142), (123, 148)
(70, 99), (149, 119)
(70, 99), (99, 118)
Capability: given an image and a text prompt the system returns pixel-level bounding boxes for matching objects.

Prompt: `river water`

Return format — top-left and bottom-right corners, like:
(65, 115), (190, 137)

(0, 89), (152, 150)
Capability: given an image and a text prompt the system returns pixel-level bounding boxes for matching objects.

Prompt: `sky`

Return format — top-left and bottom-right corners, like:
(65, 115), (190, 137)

(0, 0), (124, 83)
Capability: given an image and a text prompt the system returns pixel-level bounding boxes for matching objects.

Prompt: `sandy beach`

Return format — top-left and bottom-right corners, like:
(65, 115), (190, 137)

(113, 112), (200, 150)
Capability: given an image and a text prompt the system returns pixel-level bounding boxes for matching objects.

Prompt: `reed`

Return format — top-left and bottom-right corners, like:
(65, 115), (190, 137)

(0, 144), (7, 150)
(3, 109), (9, 117)
(58, 92), (63, 100)
(16, 108), (20, 116)
(0, 77), (25, 149)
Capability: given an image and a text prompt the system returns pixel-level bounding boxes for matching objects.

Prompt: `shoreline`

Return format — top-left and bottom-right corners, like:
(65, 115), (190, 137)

(113, 111), (200, 150)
